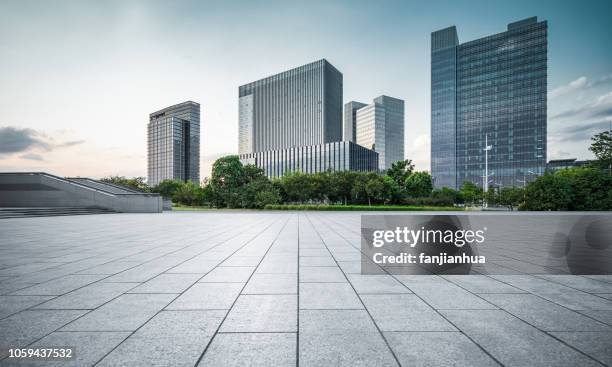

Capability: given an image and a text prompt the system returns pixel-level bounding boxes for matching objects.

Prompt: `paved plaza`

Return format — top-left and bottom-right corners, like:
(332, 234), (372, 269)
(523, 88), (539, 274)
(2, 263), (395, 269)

(1, 211), (612, 366)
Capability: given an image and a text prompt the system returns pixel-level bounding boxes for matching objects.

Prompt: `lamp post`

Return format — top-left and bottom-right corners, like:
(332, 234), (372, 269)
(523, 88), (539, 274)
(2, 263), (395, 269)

(483, 135), (493, 208)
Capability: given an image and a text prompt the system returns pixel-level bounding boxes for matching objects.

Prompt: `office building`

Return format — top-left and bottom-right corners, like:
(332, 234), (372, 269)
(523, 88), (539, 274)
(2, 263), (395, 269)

(343, 101), (367, 142)
(239, 59), (343, 155)
(239, 141), (378, 178)
(354, 95), (404, 170)
(431, 17), (547, 189)
(147, 101), (200, 186)
(546, 158), (593, 172)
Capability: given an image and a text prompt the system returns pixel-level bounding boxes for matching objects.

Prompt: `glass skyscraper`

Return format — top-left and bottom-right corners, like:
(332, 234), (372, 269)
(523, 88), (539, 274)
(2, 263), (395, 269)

(343, 101), (367, 142)
(147, 101), (200, 186)
(350, 96), (405, 171)
(431, 17), (547, 189)
(238, 59), (343, 155)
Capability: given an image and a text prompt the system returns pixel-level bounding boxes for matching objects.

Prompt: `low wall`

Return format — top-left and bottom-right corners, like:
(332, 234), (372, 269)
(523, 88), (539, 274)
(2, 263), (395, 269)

(0, 173), (162, 213)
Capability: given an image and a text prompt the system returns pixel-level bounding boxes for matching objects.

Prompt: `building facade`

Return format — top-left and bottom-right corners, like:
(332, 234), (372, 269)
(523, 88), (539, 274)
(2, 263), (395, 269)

(239, 141), (378, 179)
(343, 101), (367, 142)
(431, 17), (547, 189)
(238, 59), (343, 155)
(355, 95), (404, 170)
(147, 101), (200, 186)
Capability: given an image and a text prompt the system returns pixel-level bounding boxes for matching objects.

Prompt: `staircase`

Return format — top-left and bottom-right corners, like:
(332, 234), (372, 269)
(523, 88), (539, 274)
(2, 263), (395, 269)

(0, 207), (117, 219)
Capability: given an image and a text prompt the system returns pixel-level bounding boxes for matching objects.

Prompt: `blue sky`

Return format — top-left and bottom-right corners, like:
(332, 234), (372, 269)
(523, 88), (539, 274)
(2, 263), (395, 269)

(0, 0), (611, 178)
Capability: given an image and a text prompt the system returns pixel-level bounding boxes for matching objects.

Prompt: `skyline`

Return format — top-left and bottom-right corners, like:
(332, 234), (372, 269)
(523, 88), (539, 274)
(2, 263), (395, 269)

(1, 0), (611, 179)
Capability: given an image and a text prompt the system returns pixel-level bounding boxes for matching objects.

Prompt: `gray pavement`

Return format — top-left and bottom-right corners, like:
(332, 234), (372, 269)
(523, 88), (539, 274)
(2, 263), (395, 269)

(0, 211), (611, 366)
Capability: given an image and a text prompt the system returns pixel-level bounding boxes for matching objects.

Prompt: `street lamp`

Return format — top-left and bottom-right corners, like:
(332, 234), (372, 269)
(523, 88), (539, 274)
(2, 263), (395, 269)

(482, 135), (493, 207)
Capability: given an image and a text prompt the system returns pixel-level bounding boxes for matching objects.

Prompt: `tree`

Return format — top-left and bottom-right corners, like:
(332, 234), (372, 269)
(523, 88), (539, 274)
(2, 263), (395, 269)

(521, 172), (572, 211)
(173, 181), (198, 206)
(328, 171), (357, 204)
(498, 187), (524, 211)
(556, 167), (612, 210)
(405, 171), (433, 198)
(279, 171), (314, 203)
(151, 179), (184, 198)
(432, 187), (463, 204)
(101, 176), (150, 192)
(590, 130), (612, 174)
(460, 181), (482, 206)
(364, 175), (397, 205)
(210, 156), (245, 208)
(239, 164), (280, 208)
(386, 160), (414, 188)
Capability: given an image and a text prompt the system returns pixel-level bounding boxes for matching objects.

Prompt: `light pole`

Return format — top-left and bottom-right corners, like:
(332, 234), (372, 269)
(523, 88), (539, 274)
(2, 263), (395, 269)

(517, 170), (538, 188)
(483, 135), (493, 207)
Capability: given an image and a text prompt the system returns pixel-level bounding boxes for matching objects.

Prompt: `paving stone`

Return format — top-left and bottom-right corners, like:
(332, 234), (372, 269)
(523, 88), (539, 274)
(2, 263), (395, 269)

(77, 261), (142, 275)
(199, 266), (254, 283)
(361, 294), (456, 331)
(397, 276), (497, 310)
(299, 309), (398, 367)
(299, 256), (336, 267)
(493, 275), (612, 310)
(595, 293), (612, 301)
(480, 293), (611, 331)
(61, 294), (174, 331)
(243, 273), (296, 294)
(0, 310), (86, 359)
(299, 249), (329, 257)
(299, 283), (363, 309)
(0, 295), (54, 319)
(9, 331), (130, 367)
(537, 275), (612, 293)
(220, 256), (262, 267)
(256, 259), (298, 274)
(220, 295), (297, 332)
(10, 275), (107, 296)
(33, 282), (137, 310)
(385, 331), (499, 367)
(550, 331), (612, 366)
(577, 310), (612, 326)
(166, 283), (242, 310)
(442, 309), (601, 367)
(96, 310), (225, 367)
(199, 333), (296, 367)
(128, 274), (200, 294)
(346, 274), (410, 294)
(300, 266), (346, 283)
(443, 275), (526, 294)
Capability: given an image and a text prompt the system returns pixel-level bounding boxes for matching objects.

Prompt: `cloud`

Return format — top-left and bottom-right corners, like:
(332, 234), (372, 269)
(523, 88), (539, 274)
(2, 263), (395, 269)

(549, 73), (612, 99)
(20, 153), (44, 161)
(554, 120), (611, 142)
(0, 127), (51, 154)
(0, 126), (86, 158)
(551, 91), (612, 121)
(57, 140), (85, 147)
(549, 76), (587, 99)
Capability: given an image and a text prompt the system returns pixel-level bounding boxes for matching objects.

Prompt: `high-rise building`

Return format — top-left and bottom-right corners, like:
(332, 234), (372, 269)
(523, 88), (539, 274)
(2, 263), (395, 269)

(354, 95), (405, 170)
(431, 17), (547, 189)
(238, 59), (343, 155)
(343, 101), (367, 142)
(147, 101), (200, 186)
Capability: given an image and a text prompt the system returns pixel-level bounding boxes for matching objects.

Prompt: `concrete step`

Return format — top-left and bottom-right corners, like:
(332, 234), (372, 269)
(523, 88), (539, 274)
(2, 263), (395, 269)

(0, 207), (117, 219)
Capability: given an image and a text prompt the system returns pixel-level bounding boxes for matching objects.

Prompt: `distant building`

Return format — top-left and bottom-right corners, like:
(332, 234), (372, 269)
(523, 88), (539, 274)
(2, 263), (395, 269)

(354, 95), (404, 170)
(238, 59), (343, 155)
(546, 158), (593, 172)
(343, 101), (367, 142)
(431, 17), (547, 189)
(147, 101), (200, 186)
(239, 141), (378, 178)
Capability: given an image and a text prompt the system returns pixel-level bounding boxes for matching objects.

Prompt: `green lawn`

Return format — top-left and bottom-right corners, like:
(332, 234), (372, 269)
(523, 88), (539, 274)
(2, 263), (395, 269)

(171, 204), (462, 211)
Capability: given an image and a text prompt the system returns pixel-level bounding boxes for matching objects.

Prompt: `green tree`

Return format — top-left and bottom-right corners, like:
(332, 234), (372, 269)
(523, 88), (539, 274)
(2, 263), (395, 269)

(173, 181), (198, 206)
(432, 187), (463, 204)
(210, 156), (245, 208)
(556, 167), (612, 210)
(363, 175), (397, 205)
(151, 179), (184, 198)
(460, 181), (482, 206)
(279, 171), (314, 203)
(521, 172), (572, 211)
(328, 171), (357, 204)
(590, 130), (612, 174)
(386, 160), (414, 188)
(100, 176), (150, 192)
(405, 171), (433, 198)
(239, 164), (280, 208)
(498, 187), (524, 211)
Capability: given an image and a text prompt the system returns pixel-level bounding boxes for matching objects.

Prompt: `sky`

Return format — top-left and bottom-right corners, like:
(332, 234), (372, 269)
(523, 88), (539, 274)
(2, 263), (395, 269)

(1, 0), (611, 180)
